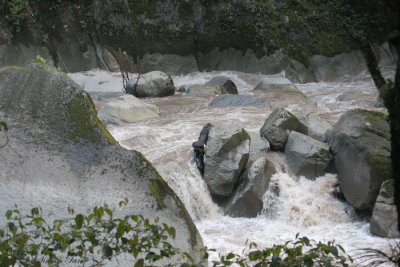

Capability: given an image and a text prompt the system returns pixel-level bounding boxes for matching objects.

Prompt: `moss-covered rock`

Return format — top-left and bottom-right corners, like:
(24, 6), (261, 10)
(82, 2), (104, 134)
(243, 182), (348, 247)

(328, 109), (391, 211)
(0, 64), (204, 263)
(260, 107), (308, 151)
(203, 126), (250, 198)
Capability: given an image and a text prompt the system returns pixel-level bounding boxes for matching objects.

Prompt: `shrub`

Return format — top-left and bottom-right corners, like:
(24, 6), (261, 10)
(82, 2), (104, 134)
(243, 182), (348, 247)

(211, 234), (352, 267)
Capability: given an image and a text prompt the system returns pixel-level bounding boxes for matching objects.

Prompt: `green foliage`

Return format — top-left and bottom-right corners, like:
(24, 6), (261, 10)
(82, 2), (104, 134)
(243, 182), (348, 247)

(4, 0), (29, 32)
(0, 201), (195, 267)
(0, 199), (355, 267)
(33, 55), (47, 66)
(211, 234), (352, 267)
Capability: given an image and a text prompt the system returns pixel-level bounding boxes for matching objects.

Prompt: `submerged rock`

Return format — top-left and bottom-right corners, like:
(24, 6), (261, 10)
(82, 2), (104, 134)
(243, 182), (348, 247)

(260, 108), (308, 151)
(98, 94), (160, 124)
(284, 132), (331, 179)
(370, 180), (400, 238)
(0, 64), (203, 261)
(329, 109), (391, 211)
(126, 71), (175, 97)
(205, 76), (239, 95)
(224, 156), (277, 217)
(203, 126), (250, 197)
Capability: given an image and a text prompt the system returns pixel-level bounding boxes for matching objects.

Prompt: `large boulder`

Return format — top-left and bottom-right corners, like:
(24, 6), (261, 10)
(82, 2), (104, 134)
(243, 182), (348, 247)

(97, 94), (160, 124)
(204, 76), (239, 95)
(370, 180), (400, 238)
(328, 109), (391, 211)
(284, 132), (331, 179)
(300, 113), (332, 142)
(260, 108), (308, 151)
(224, 157), (277, 217)
(0, 64), (203, 262)
(209, 95), (266, 108)
(126, 71), (175, 97)
(203, 126), (250, 197)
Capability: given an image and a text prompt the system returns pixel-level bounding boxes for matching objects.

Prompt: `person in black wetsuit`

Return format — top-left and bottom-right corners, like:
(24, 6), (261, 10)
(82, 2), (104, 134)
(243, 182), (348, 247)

(192, 123), (212, 175)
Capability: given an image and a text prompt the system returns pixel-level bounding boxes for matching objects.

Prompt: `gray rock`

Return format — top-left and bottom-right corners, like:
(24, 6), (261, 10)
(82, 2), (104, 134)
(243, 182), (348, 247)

(186, 84), (216, 96)
(0, 44), (54, 68)
(328, 109), (391, 211)
(138, 53), (198, 75)
(209, 95), (266, 108)
(224, 157), (277, 217)
(97, 94), (159, 125)
(370, 180), (400, 238)
(205, 76), (238, 95)
(203, 126), (250, 197)
(284, 132), (331, 179)
(300, 113), (332, 142)
(260, 108), (308, 151)
(309, 51), (366, 81)
(0, 64), (203, 261)
(126, 71), (175, 97)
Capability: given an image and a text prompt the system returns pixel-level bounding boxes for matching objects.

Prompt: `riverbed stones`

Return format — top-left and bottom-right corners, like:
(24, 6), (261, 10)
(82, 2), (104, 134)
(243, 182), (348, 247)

(209, 95), (266, 108)
(126, 71), (175, 97)
(328, 109), (391, 211)
(98, 94), (160, 124)
(203, 126), (250, 197)
(284, 132), (331, 179)
(224, 157), (277, 217)
(370, 180), (400, 238)
(0, 64), (204, 261)
(204, 76), (239, 95)
(260, 108), (308, 151)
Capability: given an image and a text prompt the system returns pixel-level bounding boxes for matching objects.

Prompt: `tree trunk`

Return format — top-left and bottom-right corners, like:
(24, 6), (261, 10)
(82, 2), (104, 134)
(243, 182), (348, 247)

(361, 42), (400, 232)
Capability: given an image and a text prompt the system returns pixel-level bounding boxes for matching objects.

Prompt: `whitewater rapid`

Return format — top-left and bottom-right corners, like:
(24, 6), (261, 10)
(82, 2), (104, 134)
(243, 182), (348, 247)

(70, 68), (397, 266)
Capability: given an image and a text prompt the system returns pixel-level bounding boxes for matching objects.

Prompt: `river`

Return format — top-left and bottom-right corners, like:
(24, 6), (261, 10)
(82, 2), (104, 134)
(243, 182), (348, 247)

(70, 67), (397, 266)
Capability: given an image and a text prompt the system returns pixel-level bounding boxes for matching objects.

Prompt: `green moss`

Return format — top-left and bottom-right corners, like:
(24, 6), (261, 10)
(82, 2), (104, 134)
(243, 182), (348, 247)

(219, 128), (250, 155)
(65, 92), (117, 145)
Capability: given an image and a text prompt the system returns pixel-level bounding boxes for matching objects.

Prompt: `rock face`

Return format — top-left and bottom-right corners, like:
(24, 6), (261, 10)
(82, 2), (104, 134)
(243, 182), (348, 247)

(224, 157), (277, 217)
(370, 180), (400, 238)
(328, 109), (391, 211)
(0, 64), (203, 262)
(260, 108), (308, 151)
(284, 132), (331, 179)
(97, 94), (160, 124)
(204, 76), (239, 95)
(126, 71), (175, 97)
(209, 95), (266, 108)
(203, 126), (250, 197)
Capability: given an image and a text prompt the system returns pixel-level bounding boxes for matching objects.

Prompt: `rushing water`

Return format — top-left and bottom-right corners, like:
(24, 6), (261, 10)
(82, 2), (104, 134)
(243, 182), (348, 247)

(70, 68), (397, 266)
